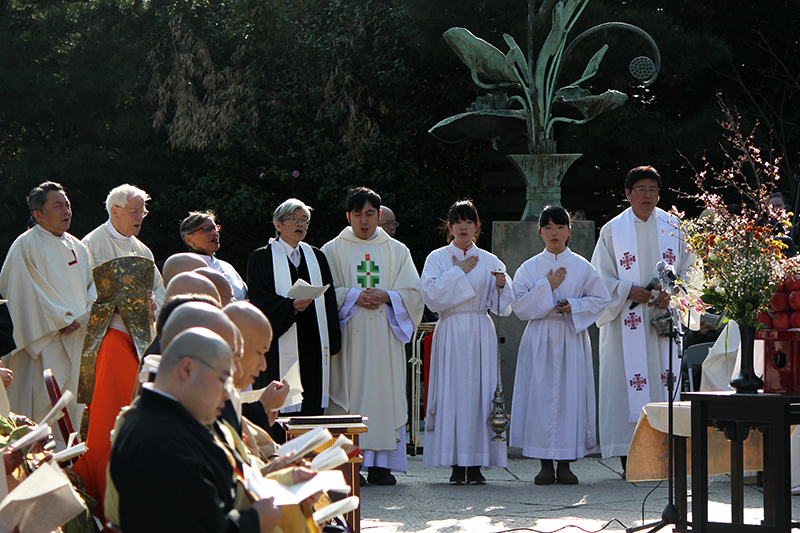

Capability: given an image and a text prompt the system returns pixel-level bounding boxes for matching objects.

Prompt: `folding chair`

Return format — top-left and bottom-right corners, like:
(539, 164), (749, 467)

(680, 342), (714, 393)
(43, 368), (83, 465)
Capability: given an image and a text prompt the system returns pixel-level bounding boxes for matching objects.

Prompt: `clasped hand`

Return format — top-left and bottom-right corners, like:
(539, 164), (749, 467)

(356, 288), (389, 310)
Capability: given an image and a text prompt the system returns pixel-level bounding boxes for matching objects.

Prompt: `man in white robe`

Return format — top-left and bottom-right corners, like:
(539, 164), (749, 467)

(82, 184), (165, 308)
(321, 187), (424, 485)
(0, 181), (96, 426)
(591, 166), (694, 468)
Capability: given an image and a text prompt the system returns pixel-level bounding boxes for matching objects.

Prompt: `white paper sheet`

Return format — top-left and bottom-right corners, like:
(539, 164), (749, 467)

(287, 279), (330, 300)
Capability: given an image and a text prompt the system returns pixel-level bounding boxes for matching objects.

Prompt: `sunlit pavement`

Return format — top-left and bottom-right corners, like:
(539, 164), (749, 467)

(359, 451), (800, 533)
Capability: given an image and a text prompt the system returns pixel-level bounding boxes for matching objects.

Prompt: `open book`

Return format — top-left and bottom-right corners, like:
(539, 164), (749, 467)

(276, 426), (333, 461)
(0, 462), (86, 531)
(310, 435), (360, 472)
(243, 465), (350, 506)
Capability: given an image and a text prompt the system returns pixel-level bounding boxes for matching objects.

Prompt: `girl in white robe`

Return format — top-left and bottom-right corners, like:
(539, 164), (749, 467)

(421, 200), (513, 485)
(511, 205), (611, 485)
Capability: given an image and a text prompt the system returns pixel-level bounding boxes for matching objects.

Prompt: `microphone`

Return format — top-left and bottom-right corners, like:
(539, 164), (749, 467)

(630, 277), (660, 309)
(657, 260), (678, 289)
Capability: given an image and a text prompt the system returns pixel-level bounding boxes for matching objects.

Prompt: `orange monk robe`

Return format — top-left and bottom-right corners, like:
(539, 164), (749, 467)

(72, 328), (139, 521)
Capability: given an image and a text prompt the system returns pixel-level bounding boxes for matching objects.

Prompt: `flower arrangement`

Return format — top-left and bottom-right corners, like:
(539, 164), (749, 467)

(669, 104), (791, 329)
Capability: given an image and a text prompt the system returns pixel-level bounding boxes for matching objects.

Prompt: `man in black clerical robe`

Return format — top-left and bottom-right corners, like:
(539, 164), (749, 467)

(246, 200), (341, 417)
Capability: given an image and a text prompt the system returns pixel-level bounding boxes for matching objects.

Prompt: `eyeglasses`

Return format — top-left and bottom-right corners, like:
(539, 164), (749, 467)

(187, 355), (234, 393)
(379, 222), (400, 229)
(281, 216), (310, 226)
(190, 224), (222, 234)
(117, 206), (149, 218)
(631, 187), (660, 195)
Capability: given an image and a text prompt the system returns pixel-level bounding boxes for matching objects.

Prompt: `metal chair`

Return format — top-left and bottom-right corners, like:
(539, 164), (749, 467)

(680, 342), (714, 393)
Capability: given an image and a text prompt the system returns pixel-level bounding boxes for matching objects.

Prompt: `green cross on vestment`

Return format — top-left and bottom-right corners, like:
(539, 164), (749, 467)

(356, 254), (380, 288)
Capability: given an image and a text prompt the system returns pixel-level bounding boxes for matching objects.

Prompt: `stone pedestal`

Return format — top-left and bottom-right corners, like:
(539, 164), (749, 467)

(491, 220), (599, 444)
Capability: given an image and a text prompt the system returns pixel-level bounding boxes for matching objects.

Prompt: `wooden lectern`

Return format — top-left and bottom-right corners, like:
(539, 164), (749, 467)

(281, 416), (368, 533)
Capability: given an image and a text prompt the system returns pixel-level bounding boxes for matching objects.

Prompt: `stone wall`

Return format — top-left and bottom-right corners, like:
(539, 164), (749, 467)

(491, 220), (599, 442)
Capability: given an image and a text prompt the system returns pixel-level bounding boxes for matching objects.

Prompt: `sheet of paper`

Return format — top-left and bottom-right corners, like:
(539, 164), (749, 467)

(53, 442), (87, 463)
(238, 387), (304, 410)
(238, 388), (264, 404)
(0, 462), (86, 532)
(287, 279), (330, 300)
(0, 382), (10, 419)
(37, 389), (73, 428)
(6, 423), (51, 453)
(281, 389), (304, 410)
(312, 496), (359, 525)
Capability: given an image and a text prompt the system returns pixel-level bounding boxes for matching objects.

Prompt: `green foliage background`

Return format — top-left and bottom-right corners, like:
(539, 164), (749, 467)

(1, 0), (799, 273)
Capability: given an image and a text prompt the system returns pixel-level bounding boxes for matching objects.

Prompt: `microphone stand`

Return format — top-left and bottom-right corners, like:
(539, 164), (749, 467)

(627, 274), (689, 533)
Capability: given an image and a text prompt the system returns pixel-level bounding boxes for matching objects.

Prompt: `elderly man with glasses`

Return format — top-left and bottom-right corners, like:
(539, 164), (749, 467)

(74, 183), (164, 522)
(82, 184), (165, 304)
(246, 198), (341, 430)
(591, 166), (695, 474)
(180, 210), (248, 301)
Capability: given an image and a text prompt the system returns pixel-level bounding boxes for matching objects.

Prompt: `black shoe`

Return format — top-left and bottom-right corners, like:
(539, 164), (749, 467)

(556, 462), (578, 485)
(534, 459), (555, 485)
(449, 465), (466, 485)
(367, 467), (397, 485)
(467, 466), (485, 485)
(359, 473), (367, 486)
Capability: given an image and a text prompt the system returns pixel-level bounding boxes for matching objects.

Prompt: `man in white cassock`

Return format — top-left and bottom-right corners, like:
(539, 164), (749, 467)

(591, 166), (694, 470)
(321, 187), (424, 486)
(82, 184), (165, 307)
(0, 181), (96, 427)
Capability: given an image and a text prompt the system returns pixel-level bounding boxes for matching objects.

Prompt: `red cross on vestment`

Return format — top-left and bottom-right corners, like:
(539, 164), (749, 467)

(630, 373), (647, 391)
(624, 312), (642, 330)
(619, 252), (636, 270)
(68, 249), (78, 266)
(662, 248), (676, 265)
(661, 370), (676, 387)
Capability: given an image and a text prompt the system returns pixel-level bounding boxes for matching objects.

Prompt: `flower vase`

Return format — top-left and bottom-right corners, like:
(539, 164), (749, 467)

(730, 325), (763, 394)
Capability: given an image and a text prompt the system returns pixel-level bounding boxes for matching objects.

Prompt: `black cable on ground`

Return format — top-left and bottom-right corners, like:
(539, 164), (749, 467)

(489, 517), (631, 533)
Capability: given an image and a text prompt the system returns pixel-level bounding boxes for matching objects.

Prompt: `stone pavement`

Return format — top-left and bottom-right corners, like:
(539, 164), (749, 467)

(358, 450), (800, 533)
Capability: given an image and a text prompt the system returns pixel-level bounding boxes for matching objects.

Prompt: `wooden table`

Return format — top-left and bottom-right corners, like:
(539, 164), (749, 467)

(282, 417), (368, 533)
(686, 391), (800, 532)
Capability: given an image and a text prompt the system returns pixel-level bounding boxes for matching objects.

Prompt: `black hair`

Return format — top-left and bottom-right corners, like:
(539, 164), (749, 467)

(27, 181), (66, 227)
(179, 211), (217, 249)
(624, 166), (662, 191)
(538, 205), (571, 230)
(345, 187), (381, 213)
(445, 199), (481, 243)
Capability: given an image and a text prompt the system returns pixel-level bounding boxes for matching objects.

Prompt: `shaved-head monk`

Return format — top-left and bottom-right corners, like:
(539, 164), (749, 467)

(164, 271), (221, 305)
(195, 266), (234, 306)
(161, 252), (206, 287)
